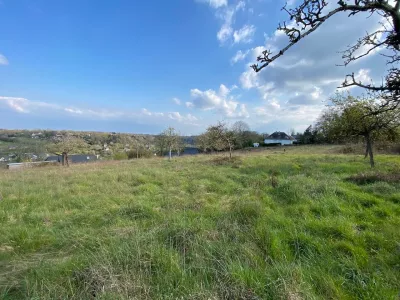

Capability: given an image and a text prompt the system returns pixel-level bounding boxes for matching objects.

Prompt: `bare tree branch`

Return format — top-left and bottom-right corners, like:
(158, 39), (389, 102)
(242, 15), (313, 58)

(252, 0), (400, 113)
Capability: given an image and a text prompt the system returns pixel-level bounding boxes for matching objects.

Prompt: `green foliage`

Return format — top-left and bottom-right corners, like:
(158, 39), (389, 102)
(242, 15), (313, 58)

(316, 93), (400, 167)
(113, 152), (128, 160)
(126, 148), (152, 159)
(156, 127), (182, 158)
(0, 147), (399, 299)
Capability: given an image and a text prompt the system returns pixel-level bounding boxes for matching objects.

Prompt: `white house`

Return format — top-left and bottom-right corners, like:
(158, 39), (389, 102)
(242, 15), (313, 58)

(253, 143), (260, 148)
(264, 132), (296, 145)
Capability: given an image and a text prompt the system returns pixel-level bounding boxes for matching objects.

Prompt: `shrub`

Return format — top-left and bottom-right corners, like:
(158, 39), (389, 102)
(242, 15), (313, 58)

(113, 152), (128, 160)
(127, 149), (152, 159)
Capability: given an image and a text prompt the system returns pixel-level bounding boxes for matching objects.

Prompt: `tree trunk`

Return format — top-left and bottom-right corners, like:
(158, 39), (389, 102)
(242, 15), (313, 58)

(65, 153), (69, 167)
(62, 152), (69, 167)
(136, 148), (139, 159)
(366, 135), (375, 168)
(169, 147), (172, 160)
(229, 146), (232, 160)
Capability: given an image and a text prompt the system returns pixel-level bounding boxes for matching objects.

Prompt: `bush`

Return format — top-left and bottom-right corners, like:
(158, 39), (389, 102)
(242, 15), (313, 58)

(113, 152), (128, 160)
(0, 136), (14, 142)
(127, 149), (152, 159)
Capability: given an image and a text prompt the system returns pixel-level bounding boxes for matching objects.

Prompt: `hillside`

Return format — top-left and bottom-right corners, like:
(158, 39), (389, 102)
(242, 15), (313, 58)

(0, 147), (399, 299)
(0, 129), (197, 164)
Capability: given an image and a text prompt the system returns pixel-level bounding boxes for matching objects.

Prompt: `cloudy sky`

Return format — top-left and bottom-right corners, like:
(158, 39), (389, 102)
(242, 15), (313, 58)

(0, 0), (388, 134)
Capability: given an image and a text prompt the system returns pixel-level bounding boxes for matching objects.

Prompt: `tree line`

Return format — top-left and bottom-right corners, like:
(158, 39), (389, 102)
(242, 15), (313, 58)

(153, 122), (264, 160)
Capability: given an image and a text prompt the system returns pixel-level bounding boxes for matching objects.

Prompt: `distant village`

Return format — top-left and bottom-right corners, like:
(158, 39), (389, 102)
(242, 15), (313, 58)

(0, 126), (320, 170)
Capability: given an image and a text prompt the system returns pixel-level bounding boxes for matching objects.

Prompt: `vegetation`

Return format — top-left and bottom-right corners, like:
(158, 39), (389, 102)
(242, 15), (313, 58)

(196, 121), (264, 157)
(156, 127), (182, 160)
(317, 93), (400, 167)
(0, 129), (197, 162)
(0, 146), (399, 299)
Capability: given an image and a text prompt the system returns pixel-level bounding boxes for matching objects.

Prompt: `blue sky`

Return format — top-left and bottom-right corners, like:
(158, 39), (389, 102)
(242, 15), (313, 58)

(0, 0), (388, 134)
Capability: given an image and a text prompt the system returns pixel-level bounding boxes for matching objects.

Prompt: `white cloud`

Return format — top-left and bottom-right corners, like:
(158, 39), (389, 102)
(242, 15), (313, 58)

(186, 114), (198, 122)
(0, 54), (8, 65)
(219, 84), (230, 97)
(231, 50), (249, 64)
(240, 69), (260, 89)
(254, 102), (325, 133)
(199, 0), (249, 44)
(0, 97), (29, 113)
(236, 1), (245, 11)
(354, 68), (372, 83)
(0, 96), (200, 127)
(141, 108), (152, 116)
(172, 97), (181, 105)
(186, 102), (194, 108)
(168, 112), (199, 125)
(233, 24), (256, 43)
(199, 0), (228, 9)
(168, 112), (183, 120)
(189, 84), (249, 118)
(234, 9), (389, 132)
(65, 108), (83, 114)
(217, 24), (234, 43)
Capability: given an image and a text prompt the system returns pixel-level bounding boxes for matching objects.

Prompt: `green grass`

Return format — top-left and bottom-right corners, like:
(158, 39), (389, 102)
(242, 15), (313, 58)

(0, 147), (399, 299)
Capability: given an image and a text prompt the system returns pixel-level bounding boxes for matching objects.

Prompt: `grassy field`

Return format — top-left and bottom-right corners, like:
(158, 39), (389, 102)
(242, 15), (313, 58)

(0, 146), (399, 299)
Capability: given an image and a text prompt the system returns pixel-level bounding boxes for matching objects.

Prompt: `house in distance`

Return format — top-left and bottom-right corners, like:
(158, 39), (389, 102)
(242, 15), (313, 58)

(264, 132), (296, 145)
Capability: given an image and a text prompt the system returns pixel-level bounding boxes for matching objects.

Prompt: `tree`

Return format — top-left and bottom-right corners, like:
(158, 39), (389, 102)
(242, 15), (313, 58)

(160, 127), (180, 160)
(232, 121), (251, 149)
(155, 134), (167, 157)
(49, 135), (87, 167)
(318, 93), (400, 167)
(131, 136), (144, 159)
(251, 0), (400, 111)
(176, 137), (185, 156)
(196, 133), (211, 153)
(206, 122), (236, 159)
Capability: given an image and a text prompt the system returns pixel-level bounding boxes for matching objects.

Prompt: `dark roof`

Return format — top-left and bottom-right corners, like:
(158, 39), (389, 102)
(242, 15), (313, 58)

(265, 131), (295, 140)
(45, 154), (97, 163)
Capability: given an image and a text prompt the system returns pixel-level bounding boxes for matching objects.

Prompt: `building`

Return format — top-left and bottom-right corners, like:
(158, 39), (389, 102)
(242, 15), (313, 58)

(7, 161), (59, 170)
(45, 154), (98, 164)
(264, 132), (296, 145)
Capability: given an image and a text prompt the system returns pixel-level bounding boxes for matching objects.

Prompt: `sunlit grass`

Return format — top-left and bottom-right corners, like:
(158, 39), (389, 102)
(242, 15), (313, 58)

(0, 147), (399, 299)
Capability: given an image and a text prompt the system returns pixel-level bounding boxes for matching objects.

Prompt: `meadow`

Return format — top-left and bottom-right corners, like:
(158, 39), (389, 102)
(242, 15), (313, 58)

(0, 146), (399, 299)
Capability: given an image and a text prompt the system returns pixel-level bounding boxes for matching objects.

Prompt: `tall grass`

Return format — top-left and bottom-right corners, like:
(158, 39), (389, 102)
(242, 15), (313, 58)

(0, 147), (399, 299)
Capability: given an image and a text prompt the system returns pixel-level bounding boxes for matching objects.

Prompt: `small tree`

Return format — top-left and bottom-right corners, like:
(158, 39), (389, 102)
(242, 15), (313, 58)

(131, 136), (145, 159)
(196, 133), (211, 153)
(206, 122), (236, 159)
(318, 93), (400, 167)
(160, 127), (180, 160)
(232, 121), (251, 149)
(49, 135), (87, 166)
(155, 133), (167, 156)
